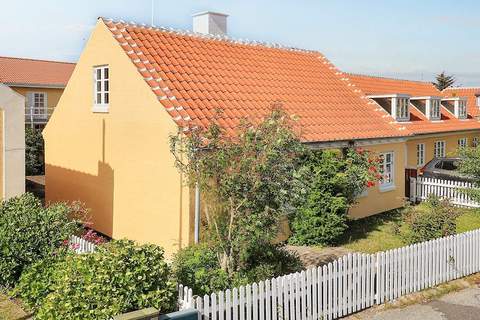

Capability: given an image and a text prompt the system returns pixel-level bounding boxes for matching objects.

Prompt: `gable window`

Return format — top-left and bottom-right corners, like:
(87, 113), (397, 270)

(430, 99), (441, 119)
(379, 151), (394, 190)
(26, 92), (48, 120)
(458, 138), (467, 148)
(416, 143), (425, 166)
(93, 65), (109, 112)
(434, 141), (446, 158)
(473, 137), (479, 147)
(477, 96), (480, 107)
(396, 97), (409, 120)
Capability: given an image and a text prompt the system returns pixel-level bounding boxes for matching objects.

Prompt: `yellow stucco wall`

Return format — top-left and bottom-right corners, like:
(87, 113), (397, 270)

(43, 20), (192, 257)
(406, 131), (480, 169)
(349, 141), (407, 219)
(11, 86), (64, 109)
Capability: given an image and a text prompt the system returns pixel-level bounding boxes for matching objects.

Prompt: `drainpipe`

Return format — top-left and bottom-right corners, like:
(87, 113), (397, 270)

(194, 182), (200, 243)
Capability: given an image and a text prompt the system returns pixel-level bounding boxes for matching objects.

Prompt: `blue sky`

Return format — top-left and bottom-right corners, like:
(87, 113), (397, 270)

(1, 0), (479, 85)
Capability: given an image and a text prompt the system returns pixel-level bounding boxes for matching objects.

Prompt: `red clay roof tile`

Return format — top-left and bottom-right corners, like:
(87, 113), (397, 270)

(103, 18), (411, 142)
(0, 56), (75, 87)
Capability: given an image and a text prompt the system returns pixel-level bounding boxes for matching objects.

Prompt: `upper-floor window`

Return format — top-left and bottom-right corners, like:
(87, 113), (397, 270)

(93, 65), (109, 113)
(430, 99), (441, 119)
(458, 100), (467, 119)
(396, 97), (409, 121)
(458, 138), (467, 148)
(434, 141), (446, 158)
(26, 92), (48, 119)
(379, 151), (394, 189)
(476, 95), (480, 107)
(416, 143), (425, 167)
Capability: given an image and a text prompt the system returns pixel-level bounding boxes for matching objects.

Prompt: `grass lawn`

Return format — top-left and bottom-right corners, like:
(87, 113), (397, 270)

(338, 205), (480, 254)
(0, 294), (28, 320)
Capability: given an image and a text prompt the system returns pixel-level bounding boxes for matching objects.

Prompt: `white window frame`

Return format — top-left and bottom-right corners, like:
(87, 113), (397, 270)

(379, 151), (395, 191)
(473, 137), (479, 147)
(476, 96), (480, 107)
(434, 141), (446, 158)
(457, 100), (467, 119)
(430, 98), (441, 119)
(416, 143), (425, 167)
(92, 65), (110, 113)
(395, 97), (410, 121)
(26, 92), (48, 119)
(458, 137), (467, 149)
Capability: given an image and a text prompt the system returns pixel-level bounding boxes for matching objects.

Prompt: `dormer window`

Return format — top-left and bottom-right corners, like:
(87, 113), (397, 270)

(441, 97), (468, 119)
(367, 94), (410, 122)
(430, 98), (441, 119)
(410, 96), (442, 121)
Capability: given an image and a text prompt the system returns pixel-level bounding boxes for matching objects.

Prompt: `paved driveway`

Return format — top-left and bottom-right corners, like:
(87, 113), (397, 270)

(354, 287), (480, 320)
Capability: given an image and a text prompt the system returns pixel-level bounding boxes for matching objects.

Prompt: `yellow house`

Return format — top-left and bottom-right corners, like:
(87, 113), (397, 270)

(44, 14), (480, 255)
(0, 56), (75, 129)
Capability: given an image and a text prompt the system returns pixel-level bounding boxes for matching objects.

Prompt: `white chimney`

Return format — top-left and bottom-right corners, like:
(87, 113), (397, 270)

(192, 11), (228, 35)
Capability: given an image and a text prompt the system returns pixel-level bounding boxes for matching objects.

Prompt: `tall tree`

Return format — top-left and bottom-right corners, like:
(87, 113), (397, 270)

(433, 72), (456, 91)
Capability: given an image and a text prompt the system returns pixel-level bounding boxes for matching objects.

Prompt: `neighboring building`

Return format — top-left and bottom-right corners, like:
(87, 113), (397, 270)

(0, 84), (26, 199)
(0, 56), (75, 129)
(44, 14), (480, 255)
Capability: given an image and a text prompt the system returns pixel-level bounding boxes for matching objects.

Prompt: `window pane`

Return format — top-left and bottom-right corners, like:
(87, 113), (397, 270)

(97, 81), (102, 92)
(104, 80), (109, 92)
(104, 68), (109, 79)
(104, 93), (109, 104)
(97, 93), (102, 104)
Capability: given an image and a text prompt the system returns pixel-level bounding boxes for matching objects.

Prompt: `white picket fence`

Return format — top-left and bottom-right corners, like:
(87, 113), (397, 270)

(410, 176), (480, 208)
(69, 235), (97, 254)
(178, 228), (480, 320)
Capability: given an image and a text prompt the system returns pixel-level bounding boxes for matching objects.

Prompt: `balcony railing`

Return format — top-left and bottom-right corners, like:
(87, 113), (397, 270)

(25, 107), (54, 124)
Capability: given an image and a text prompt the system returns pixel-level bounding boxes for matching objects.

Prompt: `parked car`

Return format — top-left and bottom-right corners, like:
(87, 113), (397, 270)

(419, 157), (472, 181)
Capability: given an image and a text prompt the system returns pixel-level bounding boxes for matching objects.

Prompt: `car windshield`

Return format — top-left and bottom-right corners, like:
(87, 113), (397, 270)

(434, 160), (458, 171)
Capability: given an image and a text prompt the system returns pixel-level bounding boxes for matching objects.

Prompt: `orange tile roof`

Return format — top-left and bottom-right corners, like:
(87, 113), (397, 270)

(444, 87), (480, 117)
(347, 73), (480, 135)
(102, 18), (408, 143)
(0, 56), (75, 87)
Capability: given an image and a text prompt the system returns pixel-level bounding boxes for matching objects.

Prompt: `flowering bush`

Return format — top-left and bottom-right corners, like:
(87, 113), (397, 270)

(0, 194), (83, 287)
(35, 240), (177, 320)
(289, 148), (381, 245)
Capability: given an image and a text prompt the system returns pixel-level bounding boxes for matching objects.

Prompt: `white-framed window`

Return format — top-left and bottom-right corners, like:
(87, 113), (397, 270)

(458, 100), (467, 118)
(430, 99), (441, 119)
(458, 138), (467, 148)
(434, 141), (446, 158)
(26, 92), (48, 119)
(416, 143), (425, 166)
(379, 151), (394, 189)
(473, 137), (479, 147)
(93, 65), (109, 112)
(476, 96), (480, 107)
(396, 97), (409, 120)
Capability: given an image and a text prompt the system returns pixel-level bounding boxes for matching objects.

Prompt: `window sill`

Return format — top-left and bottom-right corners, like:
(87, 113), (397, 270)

(92, 105), (109, 113)
(379, 184), (396, 193)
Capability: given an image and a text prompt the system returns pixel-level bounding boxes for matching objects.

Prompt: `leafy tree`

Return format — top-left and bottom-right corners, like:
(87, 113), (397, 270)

(25, 127), (44, 175)
(170, 108), (306, 277)
(433, 72), (455, 91)
(457, 146), (480, 201)
(288, 148), (381, 245)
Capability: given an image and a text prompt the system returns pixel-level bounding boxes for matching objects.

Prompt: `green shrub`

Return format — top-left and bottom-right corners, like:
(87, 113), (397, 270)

(0, 193), (81, 287)
(403, 195), (460, 244)
(172, 243), (229, 296)
(173, 243), (302, 295)
(25, 127), (44, 176)
(289, 149), (380, 245)
(35, 240), (177, 320)
(12, 249), (69, 310)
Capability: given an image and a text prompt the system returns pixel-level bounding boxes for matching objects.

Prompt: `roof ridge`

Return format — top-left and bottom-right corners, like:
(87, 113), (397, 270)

(347, 72), (435, 85)
(0, 55), (75, 65)
(444, 86), (480, 90)
(101, 17), (323, 55)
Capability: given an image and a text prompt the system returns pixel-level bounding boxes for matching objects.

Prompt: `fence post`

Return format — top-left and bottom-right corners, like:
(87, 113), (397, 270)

(409, 177), (417, 202)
